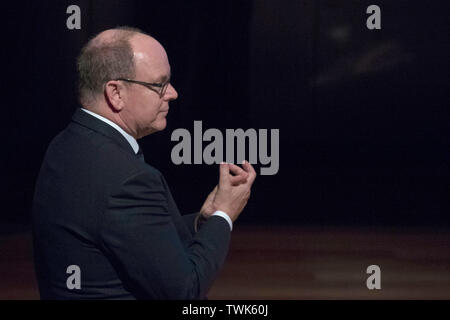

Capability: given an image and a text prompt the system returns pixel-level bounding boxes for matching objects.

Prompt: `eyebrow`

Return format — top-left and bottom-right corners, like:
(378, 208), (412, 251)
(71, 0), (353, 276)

(157, 72), (171, 83)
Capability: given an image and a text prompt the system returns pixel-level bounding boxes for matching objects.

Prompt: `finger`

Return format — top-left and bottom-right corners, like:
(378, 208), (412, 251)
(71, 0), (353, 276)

(228, 163), (248, 178)
(219, 162), (230, 185)
(242, 160), (257, 183)
(229, 174), (247, 186)
(205, 185), (218, 199)
(228, 163), (248, 185)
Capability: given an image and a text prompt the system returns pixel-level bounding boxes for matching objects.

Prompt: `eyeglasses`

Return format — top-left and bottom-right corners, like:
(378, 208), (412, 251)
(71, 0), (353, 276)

(114, 78), (170, 98)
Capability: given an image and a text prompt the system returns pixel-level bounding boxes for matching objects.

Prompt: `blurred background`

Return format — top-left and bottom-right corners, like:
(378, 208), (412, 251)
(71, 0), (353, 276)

(1, 0), (448, 299)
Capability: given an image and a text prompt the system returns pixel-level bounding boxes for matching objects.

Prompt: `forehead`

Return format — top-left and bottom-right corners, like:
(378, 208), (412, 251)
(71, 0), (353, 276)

(131, 34), (171, 81)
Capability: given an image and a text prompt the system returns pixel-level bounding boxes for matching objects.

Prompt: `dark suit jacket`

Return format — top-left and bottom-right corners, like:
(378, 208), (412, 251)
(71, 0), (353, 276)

(31, 108), (230, 299)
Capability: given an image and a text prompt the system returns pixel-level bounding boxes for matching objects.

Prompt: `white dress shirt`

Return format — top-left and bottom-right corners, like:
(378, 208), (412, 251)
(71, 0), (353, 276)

(81, 108), (233, 231)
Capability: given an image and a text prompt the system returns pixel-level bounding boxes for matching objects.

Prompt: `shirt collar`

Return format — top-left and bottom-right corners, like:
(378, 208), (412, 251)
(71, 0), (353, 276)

(81, 108), (139, 154)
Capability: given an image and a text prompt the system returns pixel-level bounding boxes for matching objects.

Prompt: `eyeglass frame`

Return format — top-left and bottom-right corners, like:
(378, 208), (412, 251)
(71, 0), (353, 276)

(113, 78), (171, 98)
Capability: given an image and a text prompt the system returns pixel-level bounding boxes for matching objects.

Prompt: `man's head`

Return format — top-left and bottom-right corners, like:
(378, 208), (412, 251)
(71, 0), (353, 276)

(77, 27), (178, 139)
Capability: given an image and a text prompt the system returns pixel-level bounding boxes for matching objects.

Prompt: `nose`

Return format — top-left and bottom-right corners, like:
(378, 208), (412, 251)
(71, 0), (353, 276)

(164, 83), (178, 101)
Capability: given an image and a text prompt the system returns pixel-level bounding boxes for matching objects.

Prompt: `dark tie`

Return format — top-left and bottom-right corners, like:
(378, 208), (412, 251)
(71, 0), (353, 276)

(136, 147), (145, 163)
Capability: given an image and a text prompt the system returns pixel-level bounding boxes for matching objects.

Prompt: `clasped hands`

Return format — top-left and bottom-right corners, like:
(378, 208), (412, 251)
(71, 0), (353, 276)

(200, 161), (257, 222)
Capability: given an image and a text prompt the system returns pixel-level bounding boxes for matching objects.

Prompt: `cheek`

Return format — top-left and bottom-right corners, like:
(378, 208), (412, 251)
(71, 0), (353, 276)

(145, 100), (163, 122)
(137, 94), (157, 114)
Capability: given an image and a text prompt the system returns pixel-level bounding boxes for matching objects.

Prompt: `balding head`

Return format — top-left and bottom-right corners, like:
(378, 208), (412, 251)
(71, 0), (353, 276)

(77, 26), (151, 107)
(76, 26), (178, 139)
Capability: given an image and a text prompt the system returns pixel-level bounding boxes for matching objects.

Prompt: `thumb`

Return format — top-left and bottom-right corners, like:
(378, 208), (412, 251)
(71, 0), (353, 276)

(219, 162), (230, 185)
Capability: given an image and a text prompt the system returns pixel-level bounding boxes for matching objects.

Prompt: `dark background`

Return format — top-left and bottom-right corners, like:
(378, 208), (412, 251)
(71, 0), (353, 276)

(3, 0), (448, 227)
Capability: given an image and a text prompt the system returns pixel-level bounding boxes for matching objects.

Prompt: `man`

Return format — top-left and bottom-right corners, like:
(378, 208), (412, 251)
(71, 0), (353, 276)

(32, 26), (256, 299)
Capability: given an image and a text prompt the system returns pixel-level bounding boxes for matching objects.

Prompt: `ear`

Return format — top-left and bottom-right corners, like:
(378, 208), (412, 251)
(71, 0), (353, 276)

(104, 80), (127, 112)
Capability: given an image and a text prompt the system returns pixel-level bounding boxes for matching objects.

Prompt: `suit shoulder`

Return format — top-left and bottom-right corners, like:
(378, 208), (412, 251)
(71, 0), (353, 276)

(97, 142), (162, 180)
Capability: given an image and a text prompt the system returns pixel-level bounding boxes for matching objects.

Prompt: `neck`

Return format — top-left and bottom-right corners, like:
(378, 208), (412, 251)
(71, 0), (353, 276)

(83, 104), (138, 139)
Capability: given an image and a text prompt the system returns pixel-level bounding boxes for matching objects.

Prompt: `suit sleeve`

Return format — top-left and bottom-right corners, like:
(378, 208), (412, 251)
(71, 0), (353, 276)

(99, 169), (230, 300)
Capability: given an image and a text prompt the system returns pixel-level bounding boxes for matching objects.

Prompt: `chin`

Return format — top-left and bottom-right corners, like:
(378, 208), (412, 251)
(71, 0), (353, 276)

(154, 119), (167, 132)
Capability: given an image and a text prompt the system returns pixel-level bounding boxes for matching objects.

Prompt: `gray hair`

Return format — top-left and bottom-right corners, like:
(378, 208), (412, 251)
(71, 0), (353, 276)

(77, 26), (150, 106)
